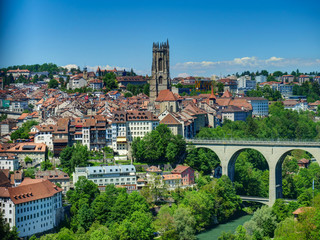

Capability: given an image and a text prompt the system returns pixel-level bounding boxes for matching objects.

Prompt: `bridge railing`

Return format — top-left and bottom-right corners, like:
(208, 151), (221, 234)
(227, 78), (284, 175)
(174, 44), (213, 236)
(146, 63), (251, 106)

(187, 138), (320, 146)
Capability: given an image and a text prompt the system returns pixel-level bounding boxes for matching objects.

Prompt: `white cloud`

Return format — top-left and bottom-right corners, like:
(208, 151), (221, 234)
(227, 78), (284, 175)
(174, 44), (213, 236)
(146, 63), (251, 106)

(266, 56), (284, 62)
(173, 57), (320, 71)
(86, 65), (128, 72)
(178, 73), (190, 78)
(62, 64), (78, 70)
(172, 57), (320, 77)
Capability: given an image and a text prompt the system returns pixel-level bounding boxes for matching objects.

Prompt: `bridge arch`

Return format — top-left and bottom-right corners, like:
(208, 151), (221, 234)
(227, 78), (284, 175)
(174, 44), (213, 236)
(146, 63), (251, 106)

(227, 147), (270, 182)
(186, 145), (223, 177)
(187, 139), (320, 206)
(274, 148), (320, 199)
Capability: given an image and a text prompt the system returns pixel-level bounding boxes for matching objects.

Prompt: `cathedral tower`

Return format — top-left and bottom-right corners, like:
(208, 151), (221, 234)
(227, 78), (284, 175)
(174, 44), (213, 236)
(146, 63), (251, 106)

(150, 40), (170, 101)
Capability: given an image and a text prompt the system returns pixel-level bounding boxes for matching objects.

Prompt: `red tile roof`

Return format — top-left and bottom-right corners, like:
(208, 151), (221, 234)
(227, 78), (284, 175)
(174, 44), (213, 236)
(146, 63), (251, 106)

(163, 174), (181, 180)
(298, 158), (310, 164)
(6, 178), (62, 204)
(171, 165), (191, 174)
(0, 170), (11, 187)
(160, 113), (181, 125)
(292, 207), (314, 215)
(222, 89), (232, 98)
(156, 90), (177, 102)
(146, 166), (162, 172)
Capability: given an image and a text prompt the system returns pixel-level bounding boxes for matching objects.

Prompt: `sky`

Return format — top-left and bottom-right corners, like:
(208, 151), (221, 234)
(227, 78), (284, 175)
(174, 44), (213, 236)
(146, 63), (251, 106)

(1, 0), (320, 77)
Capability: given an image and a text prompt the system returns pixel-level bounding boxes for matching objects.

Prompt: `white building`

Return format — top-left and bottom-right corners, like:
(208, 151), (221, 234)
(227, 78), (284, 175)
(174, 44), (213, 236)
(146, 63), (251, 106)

(68, 77), (88, 90)
(0, 178), (63, 238)
(33, 125), (55, 151)
(237, 75), (256, 90)
(255, 75), (267, 84)
(0, 153), (19, 171)
(73, 165), (137, 192)
(5, 143), (47, 167)
(9, 99), (29, 113)
(245, 97), (269, 117)
(111, 110), (159, 155)
(6, 68), (30, 78)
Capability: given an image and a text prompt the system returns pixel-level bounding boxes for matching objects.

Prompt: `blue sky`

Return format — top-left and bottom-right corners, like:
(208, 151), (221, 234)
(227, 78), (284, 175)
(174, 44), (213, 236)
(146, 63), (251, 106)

(1, 0), (320, 77)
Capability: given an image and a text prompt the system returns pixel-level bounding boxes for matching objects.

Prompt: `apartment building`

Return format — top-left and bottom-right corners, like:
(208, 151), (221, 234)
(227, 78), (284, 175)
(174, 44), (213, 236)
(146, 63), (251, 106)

(33, 125), (55, 151)
(0, 178), (63, 238)
(0, 153), (19, 171)
(111, 110), (159, 155)
(73, 165), (137, 192)
(35, 170), (70, 194)
(52, 118), (70, 157)
(5, 143), (47, 166)
(245, 97), (269, 117)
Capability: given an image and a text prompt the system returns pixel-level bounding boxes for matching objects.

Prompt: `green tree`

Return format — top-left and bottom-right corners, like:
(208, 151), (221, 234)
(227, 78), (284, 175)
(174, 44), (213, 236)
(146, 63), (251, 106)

(24, 168), (35, 178)
(218, 232), (236, 240)
(182, 191), (215, 231)
(143, 83), (150, 96)
(10, 120), (38, 140)
(103, 72), (118, 91)
(272, 199), (290, 222)
(0, 212), (19, 240)
(48, 79), (59, 89)
(60, 143), (89, 174)
(67, 176), (100, 217)
(0, 114), (7, 122)
(60, 146), (73, 172)
(124, 92), (132, 98)
(209, 176), (242, 223)
(153, 205), (178, 239)
(114, 211), (154, 240)
(132, 124), (186, 164)
(217, 82), (224, 92)
(24, 156), (33, 164)
(41, 160), (53, 171)
(186, 146), (221, 175)
(77, 203), (95, 231)
(173, 206), (196, 240)
(243, 205), (277, 239)
(92, 185), (120, 224)
(273, 71), (283, 77)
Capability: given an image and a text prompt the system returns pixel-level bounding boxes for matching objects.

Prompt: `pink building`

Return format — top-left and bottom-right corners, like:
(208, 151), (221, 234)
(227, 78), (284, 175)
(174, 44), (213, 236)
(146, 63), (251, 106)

(171, 165), (195, 185)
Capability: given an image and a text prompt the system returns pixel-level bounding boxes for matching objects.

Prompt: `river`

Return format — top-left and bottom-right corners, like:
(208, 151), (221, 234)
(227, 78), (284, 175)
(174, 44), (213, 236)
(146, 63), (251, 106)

(197, 214), (252, 240)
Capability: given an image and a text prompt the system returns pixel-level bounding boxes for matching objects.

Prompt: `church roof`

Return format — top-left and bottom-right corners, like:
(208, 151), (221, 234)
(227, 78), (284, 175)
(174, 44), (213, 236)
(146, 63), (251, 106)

(160, 113), (181, 125)
(209, 85), (216, 100)
(156, 90), (177, 102)
(222, 89), (233, 98)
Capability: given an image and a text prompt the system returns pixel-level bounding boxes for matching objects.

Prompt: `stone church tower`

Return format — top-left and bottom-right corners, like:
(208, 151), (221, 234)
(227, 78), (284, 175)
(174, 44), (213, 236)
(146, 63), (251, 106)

(150, 40), (171, 102)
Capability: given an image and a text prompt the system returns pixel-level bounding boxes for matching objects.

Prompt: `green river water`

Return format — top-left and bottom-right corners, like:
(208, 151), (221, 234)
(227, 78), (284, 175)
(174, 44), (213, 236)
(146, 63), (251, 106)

(197, 214), (252, 240)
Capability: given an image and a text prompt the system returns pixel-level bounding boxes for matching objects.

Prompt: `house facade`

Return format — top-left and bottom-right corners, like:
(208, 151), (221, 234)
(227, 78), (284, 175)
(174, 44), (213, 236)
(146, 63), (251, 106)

(171, 165), (195, 185)
(73, 165), (137, 192)
(0, 179), (63, 238)
(0, 153), (19, 171)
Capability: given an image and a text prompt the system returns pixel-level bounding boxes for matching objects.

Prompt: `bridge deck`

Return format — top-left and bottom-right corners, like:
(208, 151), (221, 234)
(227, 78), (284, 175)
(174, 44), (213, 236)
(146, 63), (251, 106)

(240, 196), (296, 204)
(188, 139), (320, 146)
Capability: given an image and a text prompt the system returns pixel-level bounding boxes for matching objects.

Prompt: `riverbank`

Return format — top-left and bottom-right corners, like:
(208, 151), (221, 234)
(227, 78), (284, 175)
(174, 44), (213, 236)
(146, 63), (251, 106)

(197, 214), (252, 240)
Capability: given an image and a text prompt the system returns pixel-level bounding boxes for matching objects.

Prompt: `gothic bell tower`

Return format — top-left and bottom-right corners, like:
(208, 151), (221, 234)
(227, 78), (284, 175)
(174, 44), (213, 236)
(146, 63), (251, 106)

(150, 40), (171, 101)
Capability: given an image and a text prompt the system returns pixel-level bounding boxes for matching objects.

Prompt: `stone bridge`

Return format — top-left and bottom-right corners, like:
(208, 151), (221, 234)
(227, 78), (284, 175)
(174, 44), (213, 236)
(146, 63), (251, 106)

(239, 196), (296, 205)
(187, 139), (320, 206)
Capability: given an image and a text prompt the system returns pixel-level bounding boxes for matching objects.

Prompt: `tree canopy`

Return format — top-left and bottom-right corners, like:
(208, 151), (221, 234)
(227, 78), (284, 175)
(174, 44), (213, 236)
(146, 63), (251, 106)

(131, 124), (186, 164)
(103, 73), (118, 91)
(11, 120), (38, 141)
(197, 102), (320, 141)
(60, 143), (89, 175)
